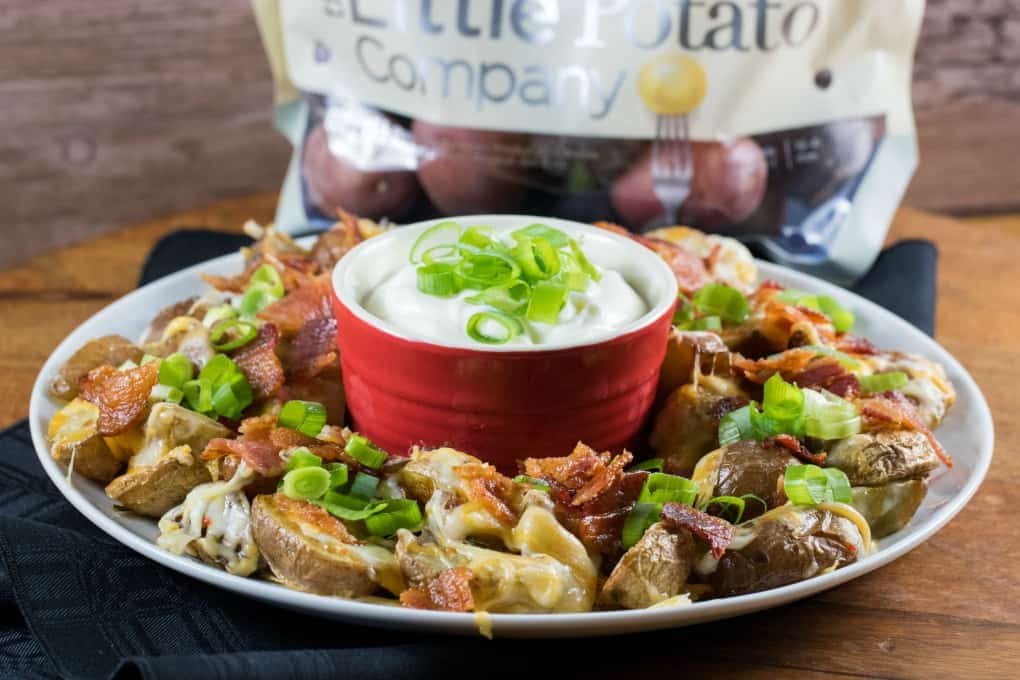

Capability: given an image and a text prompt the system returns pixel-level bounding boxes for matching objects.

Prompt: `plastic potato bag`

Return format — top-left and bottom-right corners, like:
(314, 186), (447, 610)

(253, 0), (925, 283)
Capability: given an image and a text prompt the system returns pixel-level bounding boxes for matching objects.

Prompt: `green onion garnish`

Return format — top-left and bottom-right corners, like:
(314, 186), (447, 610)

(859, 371), (909, 394)
(783, 464), (852, 505)
(692, 282), (750, 323)
(202, 303), (238, 328)
(459, 225), (496, 249)
(464, 280), (530, 314)
(140, 354), (160, 365)
(628, 458), (665, 473)
(249, 263), (285, 298)
(718, 405), (754, 446)
(278, 400), (328, 438)
(513, 235), (561, 280)
(281, 466), (331, 501)
(512, 475), (551, 492)
(315, 497), (389, 521)
(557, 251), (590, 292)
(364, 499), (423, 536)
(689, 315), (722, 331)
(775, 290), (854, 332)
(455, 250), (521, 288)
(763, 372), (805, 423)
(568, 239), (601, 282)
(416, 263), (461, 296)
(802, 389), (860, 440)
(149, 384), (183, 404)
(672, 294), (695, 326)
(284, 447), (322, 472)
(182, 378), (213, 414)
(158, 353), (193, 389)
(325, 462), (349, 489)
(638, 472), (698, 506)
(210, 319), (258, 352)
(526, 280), (568, 324)
(466, 311), (522, 345)
(211, 376), (252, 421)
(777, 344), (861, 369)
(410, 221), (461, 264)
(349, 472), (379, 500)
(700, 495), (747, 523)
(238, 286), (279, 317)
(344, 434), (388, 470)
(622, 503), (661, 549)
(512, 224), (570, 248)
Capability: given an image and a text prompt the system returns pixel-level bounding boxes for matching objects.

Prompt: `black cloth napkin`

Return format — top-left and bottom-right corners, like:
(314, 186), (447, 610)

(0, 230), (938, 679)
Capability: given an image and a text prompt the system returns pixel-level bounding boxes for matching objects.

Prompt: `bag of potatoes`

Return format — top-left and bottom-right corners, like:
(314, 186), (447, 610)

(254, 0), (924, 282)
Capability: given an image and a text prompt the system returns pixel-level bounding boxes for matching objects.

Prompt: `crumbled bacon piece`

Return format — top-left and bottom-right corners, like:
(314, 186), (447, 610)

(769, 434), (826, 465)
(257, 275), (333, 336)
(660, 502), (735, 559)
(833, 334), (878, 356)
(202, 251), (316, 294)
(858, 391), (953, 467)
(455, 464), (518, 526)
(400, 568), (475, 612)
(734, 350), (860, 398)
(592, 221), (712, 294)
(78, 361), (159, 436)
(287, 316), (338, 381)
(310, 208), (366, 272)
(203, 437), (283, 476)
(232, 323), (285, 401)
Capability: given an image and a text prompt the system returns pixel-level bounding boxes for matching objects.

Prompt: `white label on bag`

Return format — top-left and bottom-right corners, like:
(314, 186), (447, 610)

(277, 0), (922, 139)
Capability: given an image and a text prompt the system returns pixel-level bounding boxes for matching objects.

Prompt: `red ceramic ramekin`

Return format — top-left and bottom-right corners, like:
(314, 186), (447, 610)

(331, 216), (678, 473)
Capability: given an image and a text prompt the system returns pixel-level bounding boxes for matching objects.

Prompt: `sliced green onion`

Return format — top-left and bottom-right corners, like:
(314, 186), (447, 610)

(322, 490), (370, 510)
(349, 472), (379, 499)
(278, 400), (328, 438)
(693, 283), (750, 323)
(859, 371), (909, 394)
(638, 472), (698, 506)
(315, 498), (389, 521)
(718, 405), (754, 446)
(182, 378), (213, 414)
(673, 294), (695, 326)
(421, 244), (461, 265)
(526, 280), (568, 324)
(158, 353), (193, 389)
(557, 252), (590, 292)
(455, 250), (521, 288)
(568, 238), (601, 282)
(249, 263), (285, 298)
(628, 458), (664, 473)
(198, 354), (234, 385)
(416, 263), (461, 296)
(513, 235), (561, 281)
(464, 280), (530, 314)
(202, 303), (238, 328)
(784, 464), (852, 505)
(622, 503), (661, 549)
(466, 311), (522, 345)
(459, 225), (496, 250)
(281, 466), (331, 501)
(325, 462), (349, 489)
(802, 389), (860, 440)
(238, 286), (280, 317)
(823, 467), (853, 503)
(285, 447), (322, 472)
(410, 221), (461, 264)
(740, 493), (768, 518)
(364, 499), (423, 536)
(512, 224), (570, 248)
(211, 376), (252, 421)
(149, 384), (183, 404)
(762, 373), (804, 422)
(818, 296), (855, 333)
(700, 495), (746, 523)
(512, 475), (551, 492)
(210, 319), (258, 352)
(345, 434), (388, 469)
(689, 316), (722, 331)
(140, 354), (160, 365)
(117, 359), (138, 371)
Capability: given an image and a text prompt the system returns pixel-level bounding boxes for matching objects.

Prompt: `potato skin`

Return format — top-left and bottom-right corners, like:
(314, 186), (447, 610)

(413, 120), (528, 214)
(651, 382), (746, 475)
(598, 523), (694, 610)
(827, 431), (939, 486)
(713, 440), (798, 517)
(48, 398), (124, 483)
(851, 480), (927, 539)
(611, 138), (767, 228)
(251, 494), (382, 597)
(106, 445), (212, 517)
(657, 329), (729, 400)
(49, 335), (143, 401)
(302, 123), (420, 219)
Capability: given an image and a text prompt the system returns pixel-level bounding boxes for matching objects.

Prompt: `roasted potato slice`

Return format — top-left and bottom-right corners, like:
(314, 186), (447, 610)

(47, 398), (124, 483)
(696, 503), (870, 597)
(657, 329), (731, 399)
(850, 480), (927, 539)
(106, 445), (213, 517)
(48, 335), (143, 401)
(142, 316), (215, 368)
(651, 378), (747, 475)
(598, 522), (695, 610)
(691, 440), (798, 518)
(251, 494), (404, 597)
(127, 402), (230, 470)
(398, 447), (490, 503)
(826, 431), (939, 486)
(861, 351), (956, 429)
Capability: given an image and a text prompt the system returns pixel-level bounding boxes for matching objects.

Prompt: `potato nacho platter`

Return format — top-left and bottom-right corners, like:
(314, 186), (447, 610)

(29, 212), (992, 637)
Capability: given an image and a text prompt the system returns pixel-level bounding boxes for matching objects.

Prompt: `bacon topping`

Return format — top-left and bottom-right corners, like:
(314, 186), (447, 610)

(734, 350), (861, 399)
(454, 464), (518, 526)
(400, 568), (475, 612)
(660, 502), (735, 559)
(201, 252), (316, 295)
(857, 391), (953, 467)
(593, 221), (712, 295)
(231, 323), (285, 401)
(310, 208), (367, 272)
(768, 434), (826, 465)
(833, 334), (878, 356)
(78, 361), (159, 436)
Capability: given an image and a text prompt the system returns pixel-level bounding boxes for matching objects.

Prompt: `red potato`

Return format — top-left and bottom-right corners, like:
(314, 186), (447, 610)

(302, 124), (420, 219)
(413, 120), (529, 215)
(611, 138), (767, 229)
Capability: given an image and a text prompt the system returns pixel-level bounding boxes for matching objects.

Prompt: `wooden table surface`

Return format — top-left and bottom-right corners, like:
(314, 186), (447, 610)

(1, 195), (1017, 678)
